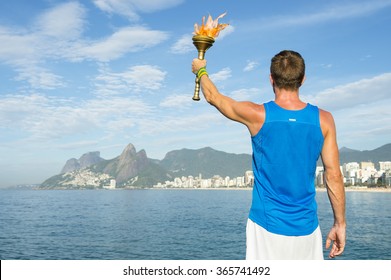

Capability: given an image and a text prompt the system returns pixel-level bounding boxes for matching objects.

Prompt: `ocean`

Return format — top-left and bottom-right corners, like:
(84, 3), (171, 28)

(0, 189), (390, 260)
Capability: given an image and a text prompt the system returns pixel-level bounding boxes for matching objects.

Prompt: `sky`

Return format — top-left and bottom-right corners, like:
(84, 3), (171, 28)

(0, 0), (390, 187)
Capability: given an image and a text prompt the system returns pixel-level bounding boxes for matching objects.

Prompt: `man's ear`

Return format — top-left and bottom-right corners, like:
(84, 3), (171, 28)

(269, 74), (274, 86)
(301, 75), (306, 85)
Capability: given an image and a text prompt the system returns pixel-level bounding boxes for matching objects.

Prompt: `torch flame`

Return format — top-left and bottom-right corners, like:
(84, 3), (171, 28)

(193, 12), (229, 38)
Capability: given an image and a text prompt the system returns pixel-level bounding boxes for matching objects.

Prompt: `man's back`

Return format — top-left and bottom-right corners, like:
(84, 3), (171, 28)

(249, 101), (324, 236)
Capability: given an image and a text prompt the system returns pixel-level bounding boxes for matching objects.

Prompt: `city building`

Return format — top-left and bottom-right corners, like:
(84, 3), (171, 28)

(317, 161), (390, 187)
(153, 171), (254, 189)
(153, 160), (390, 189)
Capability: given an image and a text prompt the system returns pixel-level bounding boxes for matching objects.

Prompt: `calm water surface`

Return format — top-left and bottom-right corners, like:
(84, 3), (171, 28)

(0, 189), (390, 260)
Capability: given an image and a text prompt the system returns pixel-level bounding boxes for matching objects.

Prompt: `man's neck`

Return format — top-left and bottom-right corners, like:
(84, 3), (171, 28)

(274, 88), (306, 110)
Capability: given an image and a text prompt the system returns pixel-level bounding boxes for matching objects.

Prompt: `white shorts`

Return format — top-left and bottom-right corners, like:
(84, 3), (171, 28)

(246, 218), (324, 260)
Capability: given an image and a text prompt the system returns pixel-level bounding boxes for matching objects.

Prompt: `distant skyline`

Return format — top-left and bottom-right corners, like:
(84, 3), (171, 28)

(1, 0), (391, 187)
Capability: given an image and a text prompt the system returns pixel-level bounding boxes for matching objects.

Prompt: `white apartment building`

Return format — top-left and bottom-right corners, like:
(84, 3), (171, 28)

(379, 161), (391, 171)
(317, 161), (390, 186)
(153, 171), (254, 189)
(104, 179), (116, 189)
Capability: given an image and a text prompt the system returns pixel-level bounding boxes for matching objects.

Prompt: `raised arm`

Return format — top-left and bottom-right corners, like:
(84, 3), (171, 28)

(320, 109), (346, 258)
(192, 59), (264, 136)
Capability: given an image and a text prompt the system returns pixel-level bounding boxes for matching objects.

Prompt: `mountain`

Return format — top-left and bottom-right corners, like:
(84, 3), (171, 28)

(160, 147), (252, 178)
(339, 143), (391, 165)
(41, 142), (390, 189)
(61, 151), (104, 173)
(41, 143), (172, 189)
(339, 147), (358, 153)
(103, 144), (148, 182)
(40, 144), (253, 189)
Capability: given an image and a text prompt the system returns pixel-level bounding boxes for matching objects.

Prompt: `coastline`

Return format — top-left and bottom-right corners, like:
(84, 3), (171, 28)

(317, 186), (391, 193)
(172, 186), (391, 192)
(18, 186), (391, 192)
(152, 186), (391, 192)
(345, 186), (391, 192)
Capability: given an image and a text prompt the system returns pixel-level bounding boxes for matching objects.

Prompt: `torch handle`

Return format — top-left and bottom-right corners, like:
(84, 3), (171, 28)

(193, 76), (201, 101)
(192, 51), (206, 101)
(198, 51), (206, 60)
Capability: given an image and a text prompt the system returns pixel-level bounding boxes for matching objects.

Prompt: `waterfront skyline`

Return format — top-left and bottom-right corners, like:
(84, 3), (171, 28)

(1, 0), (391, 187)
(37, 159), (391, 190)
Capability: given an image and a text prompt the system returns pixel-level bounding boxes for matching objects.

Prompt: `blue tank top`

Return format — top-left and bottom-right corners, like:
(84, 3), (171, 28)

(249, 101), (324, 236)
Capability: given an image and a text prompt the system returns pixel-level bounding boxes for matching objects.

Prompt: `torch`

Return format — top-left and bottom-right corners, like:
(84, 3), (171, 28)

(192, 35), (214, 101)
(192, 13), (228, 101)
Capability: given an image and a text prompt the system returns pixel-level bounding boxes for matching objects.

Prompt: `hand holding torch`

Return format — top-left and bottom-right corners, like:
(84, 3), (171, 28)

(192, 13), (228, 101)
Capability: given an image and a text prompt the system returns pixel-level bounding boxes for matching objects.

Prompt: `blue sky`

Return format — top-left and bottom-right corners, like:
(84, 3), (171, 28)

(1, 0), (390, 187)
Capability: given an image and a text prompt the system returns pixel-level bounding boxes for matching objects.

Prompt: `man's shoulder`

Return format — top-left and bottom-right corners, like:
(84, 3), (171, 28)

(318, 108), (336, 136)
(237, 102), (265, 136)
(319, 108), (334, 122)
(240, 101), (264, 112)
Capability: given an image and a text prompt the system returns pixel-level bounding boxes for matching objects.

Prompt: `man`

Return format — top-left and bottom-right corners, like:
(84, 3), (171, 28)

(191, 50), (346, 259)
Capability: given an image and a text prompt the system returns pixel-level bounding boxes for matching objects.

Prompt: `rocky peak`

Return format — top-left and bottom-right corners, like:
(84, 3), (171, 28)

(79, 151), (103, 168)
(61, 151), (104, 173)
(103, 144), (149, 183)
(61, 158), (79, 174)
(120, 143), (137, 158)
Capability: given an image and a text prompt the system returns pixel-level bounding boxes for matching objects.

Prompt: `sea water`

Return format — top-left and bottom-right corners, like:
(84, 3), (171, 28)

(0, 189), (390, 260)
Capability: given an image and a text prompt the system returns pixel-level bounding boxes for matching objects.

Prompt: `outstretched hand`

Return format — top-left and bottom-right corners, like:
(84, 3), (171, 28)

(325, 224), (346, 258)
(192, 59), (207, 75)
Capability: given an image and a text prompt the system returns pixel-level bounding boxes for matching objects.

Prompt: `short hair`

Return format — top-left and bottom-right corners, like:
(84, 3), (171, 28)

(270, 50), (305, 90)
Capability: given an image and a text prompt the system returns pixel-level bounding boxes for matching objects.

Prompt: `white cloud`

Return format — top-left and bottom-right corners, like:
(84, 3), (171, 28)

(160, 94), (192, 108)
(0, 91), (228, 151)
(0, 3), (87, 90)
(0, 93), (154, 142)
(304, 72), (391, 111)
(170, 34), (193, 54)
(14, 65), (66, 90)
(240, 1), (391, 31)
(0, 3), (86, 61)
(0, 94), (47, 127)
(92, 0), (184, 21)
(334, 101), (391, 150)
(57, 140), (101, 150)
(137, 112), (224, 135)
(0, 3), (169, 89)
(0, 3), (86, 62)
(72, 26), (169, 62)
(300, 72), (391, 149)
(0, 27), (36, 61)
(243, 61), (258, 72)
(95, 65), (167, 95)
(210, 68), (232, 82)
(34, 2), (86, 39)
(320, 64), (333, 69)
(229, 88), (261, 101)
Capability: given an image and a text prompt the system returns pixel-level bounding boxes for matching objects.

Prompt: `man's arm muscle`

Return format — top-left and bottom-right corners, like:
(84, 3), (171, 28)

(199, 75), (264, 136)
